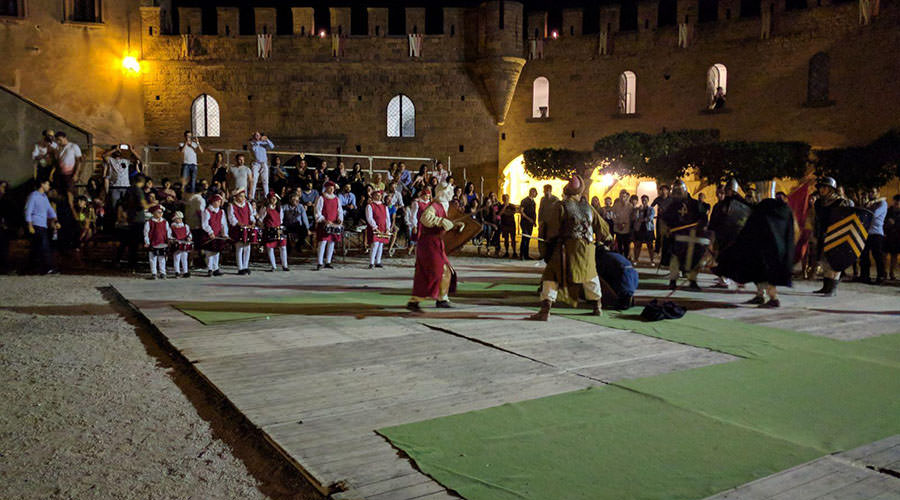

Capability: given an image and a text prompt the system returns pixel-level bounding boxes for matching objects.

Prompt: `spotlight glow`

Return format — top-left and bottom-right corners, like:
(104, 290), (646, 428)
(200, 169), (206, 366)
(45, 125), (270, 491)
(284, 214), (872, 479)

(319, 30), (327, 38)
(550, 30), (559, 39)
(122, 56), (141, 73)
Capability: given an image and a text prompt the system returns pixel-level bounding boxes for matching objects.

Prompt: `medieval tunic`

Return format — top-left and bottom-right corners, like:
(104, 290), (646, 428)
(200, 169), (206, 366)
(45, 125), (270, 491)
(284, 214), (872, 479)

(228, 201), (255, 240)
(201, 206), (228, 249)
(144, 217), (171, 250)
(260, 207), (286, 248)
(366, 202), (391, 244)
(171, 222), (191, 244)
(413, 202), (454, 299)
(315, 194), (343, 242)
(540, 196), (610, 306)
(413, 199), (430, 242)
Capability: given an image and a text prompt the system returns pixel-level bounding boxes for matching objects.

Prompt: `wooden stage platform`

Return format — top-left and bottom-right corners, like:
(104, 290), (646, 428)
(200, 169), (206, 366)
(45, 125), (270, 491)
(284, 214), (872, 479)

(112, 258), (900, 499)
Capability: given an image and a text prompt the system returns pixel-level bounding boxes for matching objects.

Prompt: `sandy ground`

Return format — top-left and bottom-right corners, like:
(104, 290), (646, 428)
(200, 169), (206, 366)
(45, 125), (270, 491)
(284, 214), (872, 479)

(0, 274), (323, 500)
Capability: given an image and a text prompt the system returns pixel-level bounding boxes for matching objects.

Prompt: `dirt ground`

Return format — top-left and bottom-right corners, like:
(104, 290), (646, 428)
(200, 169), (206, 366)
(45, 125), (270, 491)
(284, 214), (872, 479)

(0, 273), (323, 500)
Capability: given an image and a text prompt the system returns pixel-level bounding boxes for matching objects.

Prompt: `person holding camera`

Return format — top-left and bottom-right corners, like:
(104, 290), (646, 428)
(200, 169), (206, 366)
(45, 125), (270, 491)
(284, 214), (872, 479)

(248, 131), (274, 200)
(178, 131), (203, 193)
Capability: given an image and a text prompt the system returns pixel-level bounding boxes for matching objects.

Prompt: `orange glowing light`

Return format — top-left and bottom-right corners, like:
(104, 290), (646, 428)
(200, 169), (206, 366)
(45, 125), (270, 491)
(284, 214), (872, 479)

(550, 30), (559, 39)
(319, 30), (327, 38)
(122, 56), (141, 73)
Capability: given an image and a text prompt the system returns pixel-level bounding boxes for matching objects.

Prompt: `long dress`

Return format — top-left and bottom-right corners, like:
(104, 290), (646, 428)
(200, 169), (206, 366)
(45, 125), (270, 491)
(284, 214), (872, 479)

(412, 202), (453, 299)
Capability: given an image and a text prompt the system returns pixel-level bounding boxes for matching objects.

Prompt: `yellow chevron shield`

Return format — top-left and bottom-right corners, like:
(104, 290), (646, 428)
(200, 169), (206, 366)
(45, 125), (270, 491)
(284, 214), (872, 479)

(823, 208), (874, 271)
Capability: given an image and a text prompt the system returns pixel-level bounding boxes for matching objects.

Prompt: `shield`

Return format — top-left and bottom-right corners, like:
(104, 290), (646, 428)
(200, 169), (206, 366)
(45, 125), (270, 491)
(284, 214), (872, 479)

(442, 204), (482, 255)
(671, 226), (711, 272)
(708, 196), (752, 252)
(823, 206), (874, 271)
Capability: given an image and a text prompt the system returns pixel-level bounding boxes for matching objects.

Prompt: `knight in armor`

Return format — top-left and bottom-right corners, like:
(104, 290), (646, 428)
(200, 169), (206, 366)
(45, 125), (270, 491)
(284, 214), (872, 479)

(707, 178), (752, 289)
(714, 196), (796, 308)
(406, 183), (465, 312)
(660, 179), (707, 291)
(809, 177), (852, 296)
(528, 175), (612, 321)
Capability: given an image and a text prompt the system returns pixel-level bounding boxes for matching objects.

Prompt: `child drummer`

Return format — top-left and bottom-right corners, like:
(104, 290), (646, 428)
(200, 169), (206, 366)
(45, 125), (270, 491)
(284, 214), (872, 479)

(314, 180), (343, 270)
(170, 210), (192, 278)
(228, 187), (256, 275)
(143, 204), (172, 279)
(366, 190), (391, 269)
(258, 192), (289, 272)
(201, 193), (228, 277)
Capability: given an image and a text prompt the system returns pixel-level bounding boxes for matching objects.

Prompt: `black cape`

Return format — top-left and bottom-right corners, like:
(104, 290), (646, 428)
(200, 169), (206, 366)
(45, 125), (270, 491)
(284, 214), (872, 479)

(713, 198), (795, 286)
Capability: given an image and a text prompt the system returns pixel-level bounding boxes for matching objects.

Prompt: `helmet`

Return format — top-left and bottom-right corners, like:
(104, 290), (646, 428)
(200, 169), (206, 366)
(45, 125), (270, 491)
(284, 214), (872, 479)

(816, 177), (837, 190)
(671, 179), (688, 197)
(724, 178), (740, 194)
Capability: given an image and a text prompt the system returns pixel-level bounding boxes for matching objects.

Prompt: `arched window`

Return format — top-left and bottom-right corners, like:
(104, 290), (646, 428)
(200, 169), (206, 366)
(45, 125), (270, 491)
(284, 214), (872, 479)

(618, 71), (636, 115)
(807, 52), (831, 106)
(191, 94), (220, 137)
(387, 94), (415, 137)
(532, 76), (550, 118)
(706, 63), (727, 108)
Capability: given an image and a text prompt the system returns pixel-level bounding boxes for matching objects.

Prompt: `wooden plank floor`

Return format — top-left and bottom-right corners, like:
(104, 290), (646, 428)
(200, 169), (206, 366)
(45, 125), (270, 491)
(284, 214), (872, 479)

(704, 436), (900, 500)
(113, 258), (900, 499)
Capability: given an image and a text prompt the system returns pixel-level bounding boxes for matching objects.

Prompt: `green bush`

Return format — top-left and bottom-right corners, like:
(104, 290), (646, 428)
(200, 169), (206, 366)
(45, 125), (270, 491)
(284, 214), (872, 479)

(522, 148), (593, 180)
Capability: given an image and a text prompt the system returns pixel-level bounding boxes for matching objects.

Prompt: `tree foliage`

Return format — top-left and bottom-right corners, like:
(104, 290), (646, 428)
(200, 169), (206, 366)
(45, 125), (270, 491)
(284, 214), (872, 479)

(522, 148), (593, 180)
(814, 129), (900, 196)
(593, 130), (720, 181)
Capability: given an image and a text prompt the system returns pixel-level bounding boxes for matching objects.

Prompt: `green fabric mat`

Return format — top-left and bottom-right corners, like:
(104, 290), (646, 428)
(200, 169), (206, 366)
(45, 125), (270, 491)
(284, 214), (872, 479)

(379, 310), (900, 500)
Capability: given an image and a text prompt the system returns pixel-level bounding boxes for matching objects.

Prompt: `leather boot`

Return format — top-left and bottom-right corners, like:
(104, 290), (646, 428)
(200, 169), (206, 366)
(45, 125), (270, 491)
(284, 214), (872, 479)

(589, 300), (602, 316)
(823, 278), (838, 297)
(813, 278), (831, 294)
(527, 300), (551, 321)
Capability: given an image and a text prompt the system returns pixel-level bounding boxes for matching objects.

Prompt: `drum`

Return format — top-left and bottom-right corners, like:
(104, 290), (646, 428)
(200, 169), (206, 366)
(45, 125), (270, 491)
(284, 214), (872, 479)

(234, 226), (262, 244)
(149, 245), (168, 257)
(324, 224), (344, 235)
(201, 237), (228, 253)
(264, 226), (287, 242)
(174, 240), (193, 252)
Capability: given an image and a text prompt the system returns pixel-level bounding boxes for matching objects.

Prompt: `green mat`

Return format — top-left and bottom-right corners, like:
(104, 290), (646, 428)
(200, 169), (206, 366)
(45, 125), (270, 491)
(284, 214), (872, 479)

(379, 309), (900, 500)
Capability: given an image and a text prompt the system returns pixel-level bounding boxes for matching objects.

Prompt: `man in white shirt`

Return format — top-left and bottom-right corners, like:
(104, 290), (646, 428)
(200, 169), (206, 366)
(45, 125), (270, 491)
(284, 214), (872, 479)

(248, 131), (275, 200)
(178, 130), (203, 193)
(227, 154), (253, 194)
(54, 131), (82, 212)
(102, 144), (140, 211)
(32, 129), (57, 181)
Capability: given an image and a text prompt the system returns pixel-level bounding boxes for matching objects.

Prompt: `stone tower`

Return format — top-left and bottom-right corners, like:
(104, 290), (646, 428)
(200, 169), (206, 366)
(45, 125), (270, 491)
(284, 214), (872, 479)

(468, 0), (526, 125)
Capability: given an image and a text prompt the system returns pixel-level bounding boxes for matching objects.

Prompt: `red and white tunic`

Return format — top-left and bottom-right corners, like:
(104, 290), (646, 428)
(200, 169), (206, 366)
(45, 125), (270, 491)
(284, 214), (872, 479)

(260, 206), (286, 248)
(228, 201), (255, 242)
(171, 222), (191, 243)
(201, 206), (229, 250)
(315, 194), (343, 242)
(366, 202), (391, 244)
(414, 199), (430, 242)
(144, 217), (172, 249)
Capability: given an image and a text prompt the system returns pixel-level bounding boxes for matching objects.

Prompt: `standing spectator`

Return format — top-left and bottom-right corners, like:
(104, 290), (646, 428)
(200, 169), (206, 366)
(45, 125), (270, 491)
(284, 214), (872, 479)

(32, 129), (58, 182)
(227, 154), (253, 194)
(73, 195), (95, 249)
(498, 193), (517, 258)
(612, 190), (634, 256)
(884, 194), (900, 280)
(398, 162), (412, 188)
(210, 152), (227, 189)
(24, 178), (59, 274)
(601, 197), (616, 235)
(519, 188), (538, 260)
(178, 131), (203, 193)
(0, 180), (12, 273)
(652, 184), (672, 254)
(54, 132), (82, 212)
(859, 187), (887, 284)
(248, 131), (275, 199)
(433, 161), (449, 184)
(633, 194), (655, 264)
(184, 184), (207, 268)
(537, 184), (558, 259)
(117, 175), (150, 272)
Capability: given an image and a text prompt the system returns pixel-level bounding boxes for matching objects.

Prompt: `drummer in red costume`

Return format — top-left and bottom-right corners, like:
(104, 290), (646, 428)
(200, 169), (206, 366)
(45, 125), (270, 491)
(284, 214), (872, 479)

(170, 210), (192, 278)
(228, 187), (256, 275)
(407, 183), (465, 312)
(258, 192), (289, 272)
(366, 190), (391, 269)
(201, 193), (229, 277)
(143, 204), (171, 280)
(315, 180), (343, 270)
